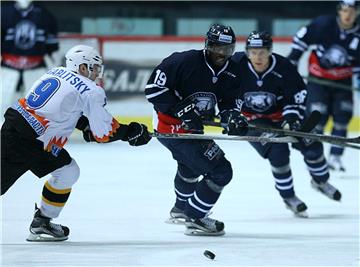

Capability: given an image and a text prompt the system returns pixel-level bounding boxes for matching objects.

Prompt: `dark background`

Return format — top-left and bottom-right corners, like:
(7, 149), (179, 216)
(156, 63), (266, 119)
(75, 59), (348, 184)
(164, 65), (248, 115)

(13, 1), (342, 34)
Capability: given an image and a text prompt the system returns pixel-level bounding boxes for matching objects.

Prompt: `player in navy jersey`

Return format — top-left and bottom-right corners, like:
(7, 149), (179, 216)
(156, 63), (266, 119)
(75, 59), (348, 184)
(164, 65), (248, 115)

(231, 31), (342, 217)
(1, 0), (60, 123)
(288, 0), (360, 172)
(145, 24), (247, 235)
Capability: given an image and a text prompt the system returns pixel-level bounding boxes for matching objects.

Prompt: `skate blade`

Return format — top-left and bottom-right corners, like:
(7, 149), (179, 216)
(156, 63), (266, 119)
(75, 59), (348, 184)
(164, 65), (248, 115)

(311, 185), (341, 202)
(165, 217), (187, 225)
(294, 211), (309, 218)
(26, 233), (68, 242)
(285, 205), (308, 218)
(184, 228), (225, 236)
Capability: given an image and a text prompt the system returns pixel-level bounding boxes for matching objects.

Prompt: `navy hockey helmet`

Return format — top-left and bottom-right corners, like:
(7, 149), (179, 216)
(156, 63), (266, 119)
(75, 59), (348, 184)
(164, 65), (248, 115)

(246, 31), (273, 52)
(205, 24), (236, 57)
(337, 0), (358, 10)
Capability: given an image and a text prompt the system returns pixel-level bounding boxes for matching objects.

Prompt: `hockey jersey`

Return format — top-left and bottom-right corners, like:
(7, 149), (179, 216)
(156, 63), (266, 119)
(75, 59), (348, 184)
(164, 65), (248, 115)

(288, 15), (360, 81)
(231, 52), (307, 122)
(9, 67), (120, 155)
(1, 3), (58, 70)
(145, 49), (240, 133)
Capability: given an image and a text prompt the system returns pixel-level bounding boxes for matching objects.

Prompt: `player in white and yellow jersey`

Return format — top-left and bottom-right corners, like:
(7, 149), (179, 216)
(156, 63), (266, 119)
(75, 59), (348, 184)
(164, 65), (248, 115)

(1, 45), (151, 242)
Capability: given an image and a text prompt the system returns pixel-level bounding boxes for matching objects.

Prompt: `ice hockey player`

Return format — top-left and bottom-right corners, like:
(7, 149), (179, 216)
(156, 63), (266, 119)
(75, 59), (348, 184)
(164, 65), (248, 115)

(1, 0), (60, 122)
(145, 24), (247, 235)
(288, 0), (360, 172)
(1, 45), (151, 241)
(231, 31), (342, 217)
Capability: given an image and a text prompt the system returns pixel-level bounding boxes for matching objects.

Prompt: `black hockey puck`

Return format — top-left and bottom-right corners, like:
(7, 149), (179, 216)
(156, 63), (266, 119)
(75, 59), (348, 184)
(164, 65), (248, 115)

(204, 250), (215, 260)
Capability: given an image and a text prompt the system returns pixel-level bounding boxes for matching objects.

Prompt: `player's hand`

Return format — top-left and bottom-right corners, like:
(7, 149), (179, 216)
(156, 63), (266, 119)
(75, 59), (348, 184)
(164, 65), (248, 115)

(75, 115), (96, 142)
(174, 102), (204, 134)
(126, 122), (152, 146)
(76, 115), (89, 131)
(282, 114), (301, 131)
(220, 109), (248, 136)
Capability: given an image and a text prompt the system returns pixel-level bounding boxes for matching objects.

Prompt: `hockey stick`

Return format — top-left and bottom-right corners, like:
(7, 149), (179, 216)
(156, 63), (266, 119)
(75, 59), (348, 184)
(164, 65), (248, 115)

(150, 132), (297, 143)
(203, 121), (360, 149)
(303, 76), (358, 92)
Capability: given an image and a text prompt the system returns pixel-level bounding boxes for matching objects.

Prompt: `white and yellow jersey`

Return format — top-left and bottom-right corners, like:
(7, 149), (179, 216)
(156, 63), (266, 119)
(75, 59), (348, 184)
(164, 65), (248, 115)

(15, 67), (119, 153)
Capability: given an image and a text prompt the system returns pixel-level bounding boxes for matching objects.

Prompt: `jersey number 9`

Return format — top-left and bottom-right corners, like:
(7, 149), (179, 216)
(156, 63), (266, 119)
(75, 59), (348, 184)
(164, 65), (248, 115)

(27, 78), (61, 109)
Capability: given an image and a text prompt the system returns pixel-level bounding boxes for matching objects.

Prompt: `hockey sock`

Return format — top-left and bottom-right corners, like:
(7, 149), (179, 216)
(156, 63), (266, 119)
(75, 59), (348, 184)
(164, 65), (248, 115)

(174, 171), (198, 210)
(305, 155), (329, 183)
(40, 181), (71, 218)
(330, 127), (347, 156)
(185, 179), (220, 219)
(271, 164), (295, 199)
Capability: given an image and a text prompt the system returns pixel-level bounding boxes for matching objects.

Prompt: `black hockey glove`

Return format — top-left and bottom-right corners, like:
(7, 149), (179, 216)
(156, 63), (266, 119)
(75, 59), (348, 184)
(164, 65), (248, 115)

(125, 122), (152, 146)
(173, 102), (204, 134)
(220, 109), (248, 136)
(75, 115), (89, 131)
(75, 115), (96, 142)
(281, 114), (301, 131)
(282, 114), (313, 150)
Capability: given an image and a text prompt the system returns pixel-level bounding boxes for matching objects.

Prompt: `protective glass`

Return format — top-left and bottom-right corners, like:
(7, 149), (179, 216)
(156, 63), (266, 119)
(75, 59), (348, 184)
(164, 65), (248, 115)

(90, 64), (104, 78)
(206, 43), (235, 57)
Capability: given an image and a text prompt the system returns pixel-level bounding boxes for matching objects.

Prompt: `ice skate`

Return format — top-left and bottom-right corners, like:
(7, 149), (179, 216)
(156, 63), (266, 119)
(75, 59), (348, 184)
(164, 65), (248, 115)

(26, 205), (69, 242)
(283, 196), (308, 218)
(185, 215), (225, 236)
(165, 206), (189, 225)
(328, 155), (346, 172)
(311, 179), (342, 201)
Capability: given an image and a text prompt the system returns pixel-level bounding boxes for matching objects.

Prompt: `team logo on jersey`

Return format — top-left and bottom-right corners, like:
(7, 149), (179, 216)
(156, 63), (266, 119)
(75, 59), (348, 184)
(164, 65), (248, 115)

(185, 92), (217, 114)
(14, 20), (37, 50)
(321, 45), (349, 68)
(244, 91), (276, 112)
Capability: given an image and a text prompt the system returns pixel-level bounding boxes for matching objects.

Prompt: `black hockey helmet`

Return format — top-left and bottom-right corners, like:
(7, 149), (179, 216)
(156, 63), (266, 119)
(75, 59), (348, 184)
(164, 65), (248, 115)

(246, 31), (273, 52)
(205, 24), (236, 57)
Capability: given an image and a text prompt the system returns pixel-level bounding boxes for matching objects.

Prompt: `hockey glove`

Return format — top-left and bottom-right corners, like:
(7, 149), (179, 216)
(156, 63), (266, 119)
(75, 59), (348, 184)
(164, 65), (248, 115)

(75, 115), (96, 142)
(75, 115), (89, 131)
(282, 114), (313, 150)
(125, 122), (152, 146)
(174, 102), (204, 134)
(220, 109), (248, 136)
(281, 114), (301, 131)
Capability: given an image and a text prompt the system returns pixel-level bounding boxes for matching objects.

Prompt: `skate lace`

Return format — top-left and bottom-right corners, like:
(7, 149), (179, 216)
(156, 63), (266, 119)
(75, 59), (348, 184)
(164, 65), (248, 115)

(199, 214), (216, 228)
(48, 221), (64, 232)
(286, 196), (303, 207)
(319, 182), (336, 194)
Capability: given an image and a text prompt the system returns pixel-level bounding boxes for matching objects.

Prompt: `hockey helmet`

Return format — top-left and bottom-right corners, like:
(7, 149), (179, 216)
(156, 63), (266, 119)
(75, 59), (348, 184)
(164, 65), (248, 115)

(337, 0), (358, 9)
(245, 31), (273, 52)
(205, 24), (236, 57)
(65, 45), (104, 79)
(15, 0), (32, 10)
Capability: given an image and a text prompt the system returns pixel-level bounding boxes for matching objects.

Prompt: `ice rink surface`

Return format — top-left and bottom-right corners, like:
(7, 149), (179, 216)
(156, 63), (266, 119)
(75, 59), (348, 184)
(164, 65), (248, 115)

(1, 138), (359, 267)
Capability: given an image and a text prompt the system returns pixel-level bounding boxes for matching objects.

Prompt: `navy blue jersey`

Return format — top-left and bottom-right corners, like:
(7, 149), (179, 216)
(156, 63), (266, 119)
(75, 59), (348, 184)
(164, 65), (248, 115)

(145, 49), (240, 133)
(288, 15), (360, 81)
(1, 3), (58, 69)
(232, 52), (307, 122)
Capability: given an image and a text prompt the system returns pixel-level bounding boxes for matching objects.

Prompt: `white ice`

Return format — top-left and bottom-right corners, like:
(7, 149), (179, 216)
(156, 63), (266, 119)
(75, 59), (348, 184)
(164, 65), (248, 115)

(1, 127), (359, 267)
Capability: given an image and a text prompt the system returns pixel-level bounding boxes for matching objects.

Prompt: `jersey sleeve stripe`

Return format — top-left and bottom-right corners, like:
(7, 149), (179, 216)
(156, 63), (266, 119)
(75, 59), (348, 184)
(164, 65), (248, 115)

(283, 104), (306, 110)
(146, 88), (170, 99)
(145, 84), (168, 89)
(293, 37), (309, 49)
(282, 109), (304, 120)
(291, 43), (306, 52)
